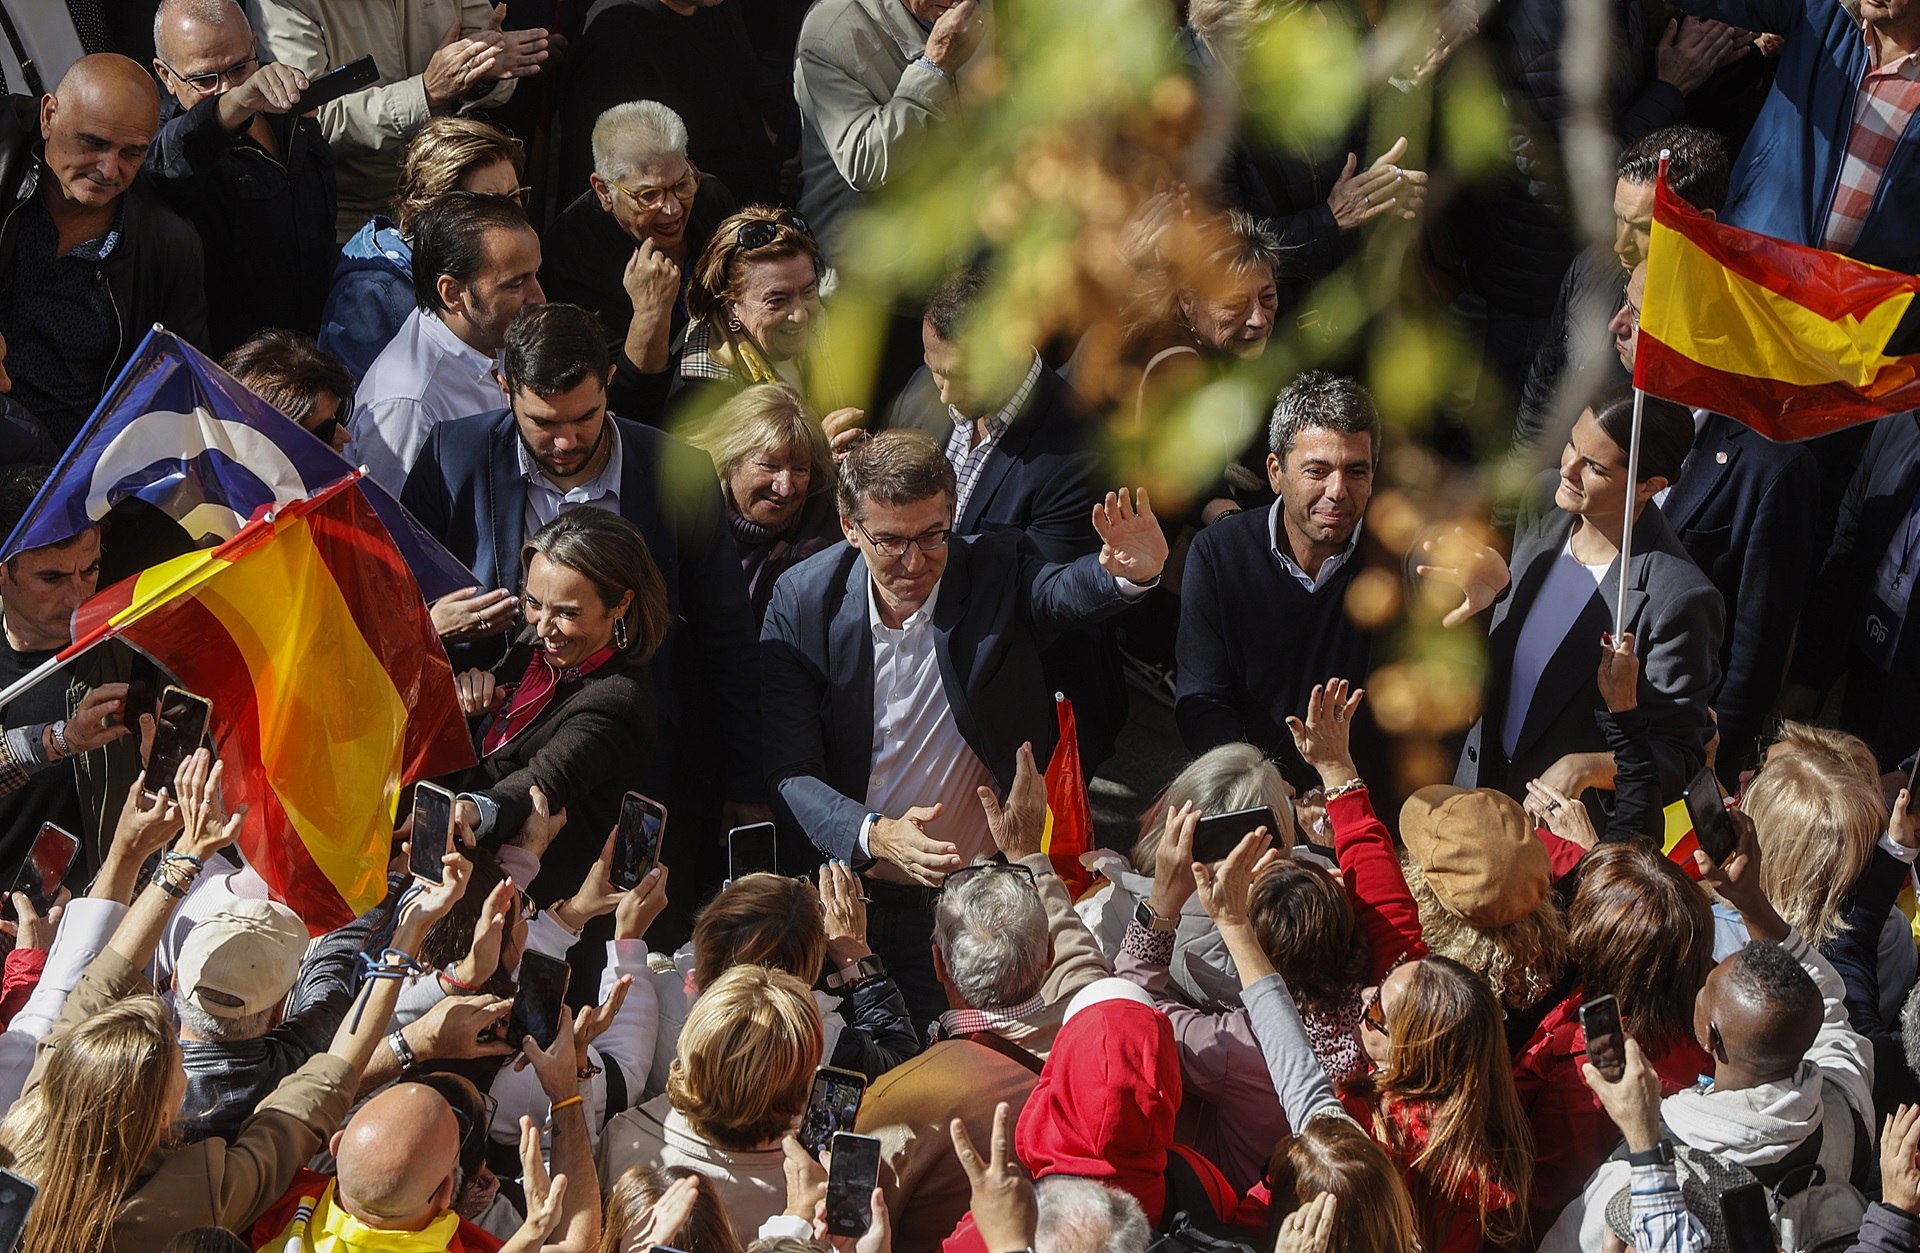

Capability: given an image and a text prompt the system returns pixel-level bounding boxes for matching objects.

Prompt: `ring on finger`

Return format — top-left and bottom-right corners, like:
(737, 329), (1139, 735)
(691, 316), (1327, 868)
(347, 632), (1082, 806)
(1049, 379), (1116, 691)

(1546, 798), (1561, 811)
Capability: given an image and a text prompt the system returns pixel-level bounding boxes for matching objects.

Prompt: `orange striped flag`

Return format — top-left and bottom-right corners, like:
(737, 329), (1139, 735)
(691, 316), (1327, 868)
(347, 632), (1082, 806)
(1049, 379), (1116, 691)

(1635, 168), (1920, 440)
(1041, 694), (1094, 897)
(65, 475), (473, 930)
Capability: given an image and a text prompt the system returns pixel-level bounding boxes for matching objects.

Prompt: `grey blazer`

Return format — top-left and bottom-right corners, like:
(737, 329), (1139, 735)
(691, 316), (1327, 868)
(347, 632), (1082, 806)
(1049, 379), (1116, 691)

(1456, 498), (1725, 803)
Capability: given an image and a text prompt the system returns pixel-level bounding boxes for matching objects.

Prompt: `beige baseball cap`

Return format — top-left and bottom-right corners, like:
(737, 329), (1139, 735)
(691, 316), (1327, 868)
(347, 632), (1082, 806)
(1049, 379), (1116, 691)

(176, 898), (308, 1019)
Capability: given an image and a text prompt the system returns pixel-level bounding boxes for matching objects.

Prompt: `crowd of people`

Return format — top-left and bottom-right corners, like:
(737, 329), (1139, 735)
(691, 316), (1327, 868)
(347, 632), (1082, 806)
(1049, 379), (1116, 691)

(1, 0), (1919, 1248)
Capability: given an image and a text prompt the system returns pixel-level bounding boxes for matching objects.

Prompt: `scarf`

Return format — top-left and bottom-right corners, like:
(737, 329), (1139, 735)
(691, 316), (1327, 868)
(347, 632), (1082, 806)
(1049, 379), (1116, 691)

(1299, 987), (1367, 1085)
(481, 644), (615, 755)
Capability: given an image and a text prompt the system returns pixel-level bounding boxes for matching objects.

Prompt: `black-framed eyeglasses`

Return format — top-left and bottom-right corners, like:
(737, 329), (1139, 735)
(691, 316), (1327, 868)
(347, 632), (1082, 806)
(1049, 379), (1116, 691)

(1361, 985), (1390, 1039)
(855, 518), (950, 559)
(160, 53), (258, 94)
(607, 162), (702, 213)
(941, 861), (1035, 896)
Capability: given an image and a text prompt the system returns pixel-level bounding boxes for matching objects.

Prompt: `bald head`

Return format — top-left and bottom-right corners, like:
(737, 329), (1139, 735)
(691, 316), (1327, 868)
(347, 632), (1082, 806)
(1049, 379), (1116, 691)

(152, 0), (258, 110)
(331, 1085), (462, 1230)
(39, 55), (160, 211)
(1697, 941), (1822, 1085)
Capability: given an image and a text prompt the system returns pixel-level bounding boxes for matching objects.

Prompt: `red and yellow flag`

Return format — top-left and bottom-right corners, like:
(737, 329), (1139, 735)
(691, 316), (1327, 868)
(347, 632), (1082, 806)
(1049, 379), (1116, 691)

(1041, 694), (1094, 897)
(1635, 169), (1920, 441)
(65, 475), (474, 931)
(1660, 798), (1707, 881)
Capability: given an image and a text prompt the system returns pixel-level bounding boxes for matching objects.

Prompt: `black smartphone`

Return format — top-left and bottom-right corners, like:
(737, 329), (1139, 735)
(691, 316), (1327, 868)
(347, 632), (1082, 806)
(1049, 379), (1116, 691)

(1578, 994), (1626, 1083)
(1191, 805), (1280, 864)
(121, 678), (153, 728)
(1719, 1181), (1775, 1253)
(509, 950), (572, 1051)
(614, 791), (667, 891)
(728, 822), (778, 881)
(292, 54), (378, 115)
(146, 685), (211, 796)
(1683, 766), (1739, 865)
(409, 782), (455, 883)
(10, 824), (78, 916)
(799, 1065), (868, 1158)
(825, 1131), (881, 1238)
(0, 1168), (36, 1253)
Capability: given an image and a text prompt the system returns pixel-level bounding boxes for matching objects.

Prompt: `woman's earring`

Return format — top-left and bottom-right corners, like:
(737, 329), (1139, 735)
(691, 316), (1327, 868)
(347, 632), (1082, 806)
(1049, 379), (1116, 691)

(727, 316), (743, 332)
(613, 617), (629, 651)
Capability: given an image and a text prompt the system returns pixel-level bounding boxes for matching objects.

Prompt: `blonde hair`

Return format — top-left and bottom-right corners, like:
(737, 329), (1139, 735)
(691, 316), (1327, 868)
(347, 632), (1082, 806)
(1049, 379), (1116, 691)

(683, 384), (835, 505)
(667, 965), (822, 1149)
(0, 996), (180, 1253)
(1764, 720), (1881, 790)
(1402, 859), (1570, 1012)
(1743, 751), (1883, 945)
(395, 118), (525, 237)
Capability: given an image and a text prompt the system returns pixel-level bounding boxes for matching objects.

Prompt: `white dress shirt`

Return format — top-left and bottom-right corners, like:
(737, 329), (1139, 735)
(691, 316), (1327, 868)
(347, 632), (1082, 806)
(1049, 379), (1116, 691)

(351, 308), (505, 493)
(520, 419), (626, 535)
(1267, 497), (1362, 592)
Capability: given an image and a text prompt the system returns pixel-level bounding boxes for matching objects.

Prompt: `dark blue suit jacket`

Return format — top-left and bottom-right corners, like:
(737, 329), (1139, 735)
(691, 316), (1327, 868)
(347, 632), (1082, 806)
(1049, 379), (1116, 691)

(760, 532), (1134, 863)
(400, 408), (762, 800)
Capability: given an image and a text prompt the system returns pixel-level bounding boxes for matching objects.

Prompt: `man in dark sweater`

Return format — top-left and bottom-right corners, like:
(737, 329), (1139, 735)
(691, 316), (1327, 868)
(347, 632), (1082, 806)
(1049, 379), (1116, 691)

(1176, 371), (1384, 790)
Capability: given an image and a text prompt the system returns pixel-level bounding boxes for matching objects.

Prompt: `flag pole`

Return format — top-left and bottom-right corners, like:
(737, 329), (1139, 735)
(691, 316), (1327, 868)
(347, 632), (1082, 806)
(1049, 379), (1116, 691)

(0, 648), (83, 712)
(1614, 385), (1646, 642)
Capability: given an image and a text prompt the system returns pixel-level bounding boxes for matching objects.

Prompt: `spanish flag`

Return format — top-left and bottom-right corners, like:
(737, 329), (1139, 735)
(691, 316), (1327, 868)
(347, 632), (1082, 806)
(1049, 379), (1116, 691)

(1042, 693), (1095, 897)
(64, 475), (474, 931)
(1660, 797), (1706, 880)
(1635, 169), (1920, 441)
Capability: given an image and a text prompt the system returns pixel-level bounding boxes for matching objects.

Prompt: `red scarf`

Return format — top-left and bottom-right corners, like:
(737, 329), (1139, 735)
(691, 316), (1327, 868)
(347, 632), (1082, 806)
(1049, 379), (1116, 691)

(482, 644), (615, 754)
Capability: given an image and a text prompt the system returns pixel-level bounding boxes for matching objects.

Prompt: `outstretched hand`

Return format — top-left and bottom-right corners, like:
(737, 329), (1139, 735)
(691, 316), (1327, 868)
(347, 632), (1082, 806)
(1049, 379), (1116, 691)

(1415, 526), (1510, 627)
(1285, 679), (1363, 789)
(1192, 829), (1280, 933)
(1093, 488), (1168, 585)
(979, 741), (1046, 858)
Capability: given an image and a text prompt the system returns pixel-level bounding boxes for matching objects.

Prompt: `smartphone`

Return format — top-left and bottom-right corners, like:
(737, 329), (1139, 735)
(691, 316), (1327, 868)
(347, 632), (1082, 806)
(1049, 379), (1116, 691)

(613, 791), (667, 891)
(0, 1168), (36, 1253)
(728, 822), (778, 881)
(1719, 1181), (1775, 1253)
(10, 824), (78, 916)
(291, 54), (378, 115)
(1191, 805), (1280, 864)
(1683, 766), (1739, 865)
(799, 1066), (868, 1158)
(121, 678), (153, 728)
(409, 782), (455, 883)
(146, 685), (211, 796)
(509, 950), (572, 1051)
(1578, 994), (1626, 1083)
(825, 1131), (881, 1238)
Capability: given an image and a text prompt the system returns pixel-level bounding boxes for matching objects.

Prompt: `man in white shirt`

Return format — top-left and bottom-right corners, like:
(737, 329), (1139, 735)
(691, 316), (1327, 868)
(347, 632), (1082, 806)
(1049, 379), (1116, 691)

(761, 429), (1166, 1024)
(352, 192), (544, 494)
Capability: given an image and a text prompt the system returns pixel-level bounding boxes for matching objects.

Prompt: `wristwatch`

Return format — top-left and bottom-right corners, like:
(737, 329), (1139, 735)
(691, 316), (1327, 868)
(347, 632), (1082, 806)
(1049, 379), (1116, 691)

(826, 954), (886, 989)
(1133, 899), (1178, 933)
(1626, 1140), (1675, 1167)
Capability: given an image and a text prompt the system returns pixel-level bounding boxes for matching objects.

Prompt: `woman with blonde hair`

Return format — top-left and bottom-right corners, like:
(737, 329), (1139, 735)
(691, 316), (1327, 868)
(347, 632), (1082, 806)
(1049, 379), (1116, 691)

(684, 383), (842, 623)
(600, 964), (824, 1243)
(1742, 751), (1883, 948)
(320, 117), (528, 380)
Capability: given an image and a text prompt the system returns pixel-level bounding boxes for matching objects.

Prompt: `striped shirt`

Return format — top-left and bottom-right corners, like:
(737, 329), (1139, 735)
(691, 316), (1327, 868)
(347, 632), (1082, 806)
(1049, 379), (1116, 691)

(1822, 28), (1920, 252)
(944, 352), (1044, 520)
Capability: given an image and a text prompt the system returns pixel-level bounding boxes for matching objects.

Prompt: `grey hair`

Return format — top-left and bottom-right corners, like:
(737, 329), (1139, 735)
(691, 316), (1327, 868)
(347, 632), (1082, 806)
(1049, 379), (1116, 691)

(1904, 979), (1920, 1080)
(933, 869), (1049, 1009)
(175, 998), (275, 1044)
(1034, 1177), (1151, 1253)
(1267, 370), (1382, 463)
(153, 0), (245, 59)
(592, 101), (690, 184)
(1134, 741), (1297, 874)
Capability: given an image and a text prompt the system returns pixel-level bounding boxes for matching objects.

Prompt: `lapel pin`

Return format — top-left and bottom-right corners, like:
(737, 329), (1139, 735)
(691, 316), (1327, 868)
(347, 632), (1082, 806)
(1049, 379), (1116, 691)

(1715, 451), (1729, 464)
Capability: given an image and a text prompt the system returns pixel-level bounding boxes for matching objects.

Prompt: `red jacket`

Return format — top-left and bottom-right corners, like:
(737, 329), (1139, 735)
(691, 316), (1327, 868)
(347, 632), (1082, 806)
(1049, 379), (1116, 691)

(1329, 788), (1429, 980)
(0, 948), (45, 1029)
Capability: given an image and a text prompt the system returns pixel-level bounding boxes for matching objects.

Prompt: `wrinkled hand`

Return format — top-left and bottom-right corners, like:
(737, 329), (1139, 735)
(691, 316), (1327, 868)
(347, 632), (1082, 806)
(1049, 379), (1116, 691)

(421, 18), (494, 110)
(175, 750), (244, 862)
(513, 1115), (569, 1248)
(1525, 780), (1597, 850)
(1148, 801), (1200, 917)
(219, 61), (308, 129)
(408, 992), (514, 1062)
(951, 1103), (1036, 1253)
(1880, 1105), (1920, 1215)
(1093, 488), (1167, 585)
(66, 682), (132, 755)
(1275, 1192), (1338, 1253)
(1657, 17), (1752, 94)
(824, 408), (867, 461)
(819, 860), (871, 965)
(924, 0), (986, 74)
(1326, 137), (1426, 229)
(432, 586), (519, 642)
(978, 741), (1046, 859)
(1192, 829), (1281, 933)
(782, 1134), (828, 1218)
(614, 865), (668, 941)
(869, 805), (960, 887)
(1581, 1036), (1664, 1151)
(1597, 631), (1640, 712)
(1416, 526), (1510, 627)
(622, 240), (680, 318)
(1284, 679), (1363, 789)
(572, 974), (631, 1068)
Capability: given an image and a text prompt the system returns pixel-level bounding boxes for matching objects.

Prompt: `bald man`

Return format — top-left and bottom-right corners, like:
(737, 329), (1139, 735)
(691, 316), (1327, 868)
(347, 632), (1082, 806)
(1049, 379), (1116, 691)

(0, 53), (206, 447)
(146, 0), (337, 355)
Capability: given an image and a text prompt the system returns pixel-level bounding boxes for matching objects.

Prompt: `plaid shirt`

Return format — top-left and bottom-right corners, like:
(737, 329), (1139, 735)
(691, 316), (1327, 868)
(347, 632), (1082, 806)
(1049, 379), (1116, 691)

(933, 991), (1048, 1043)
(944, 352), (1043, 520)
(1822, 28), (1920, 252)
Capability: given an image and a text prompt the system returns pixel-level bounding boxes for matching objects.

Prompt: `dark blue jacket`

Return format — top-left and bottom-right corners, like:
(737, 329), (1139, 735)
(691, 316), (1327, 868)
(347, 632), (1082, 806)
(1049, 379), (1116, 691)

(1679, 0), (1920, 269)
(317, 216), (412, 383)
(400, 407), (763, 803)
(760, 533), (1134, 863)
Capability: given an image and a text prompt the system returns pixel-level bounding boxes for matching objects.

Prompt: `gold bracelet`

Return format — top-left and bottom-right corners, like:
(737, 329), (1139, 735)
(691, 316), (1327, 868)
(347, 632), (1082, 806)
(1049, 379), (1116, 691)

(549, 1094), (585, 1114)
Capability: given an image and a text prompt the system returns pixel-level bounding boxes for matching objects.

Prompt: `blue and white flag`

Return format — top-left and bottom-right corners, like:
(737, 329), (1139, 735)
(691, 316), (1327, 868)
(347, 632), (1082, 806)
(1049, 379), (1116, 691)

(1, 326), (477, 601)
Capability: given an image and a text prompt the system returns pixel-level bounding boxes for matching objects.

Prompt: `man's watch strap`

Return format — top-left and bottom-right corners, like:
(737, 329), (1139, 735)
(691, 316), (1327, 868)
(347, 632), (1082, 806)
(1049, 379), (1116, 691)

(827, 954), (886, 989)
(1625, 1140), (1674, 1167)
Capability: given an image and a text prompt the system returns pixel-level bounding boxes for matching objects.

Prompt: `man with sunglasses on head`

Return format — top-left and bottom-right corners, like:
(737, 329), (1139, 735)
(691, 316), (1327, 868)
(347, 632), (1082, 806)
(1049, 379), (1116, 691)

(541, 101), (738, 425)
(145, 0), (337, 357)
(760, 429), (1167, 1028)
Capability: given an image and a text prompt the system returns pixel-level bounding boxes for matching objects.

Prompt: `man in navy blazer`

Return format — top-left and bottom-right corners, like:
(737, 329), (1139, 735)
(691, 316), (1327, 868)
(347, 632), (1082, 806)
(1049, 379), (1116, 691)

(400, 304), (765, 846)
(760, 429), (1166, 1023)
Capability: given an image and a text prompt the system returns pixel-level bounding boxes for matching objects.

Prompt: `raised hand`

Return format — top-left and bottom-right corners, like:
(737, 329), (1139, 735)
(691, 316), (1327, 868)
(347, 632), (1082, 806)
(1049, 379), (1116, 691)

(175, 750), (244, 862)
(1415, 525), (1510, 627)
(1284, 679), (1363, 789)
(1148, 801), (1200, 917)
(571, 974), (632, 1068)
(950, 1103), (1037, 1253)
(819, 860), (872, 966)
(506, 1116), (569, 1253)
(1192, 829), (1281, 932)
(450, 877), (515, 988)
(978, 741), (1045, 858)
(1692, 807), (1787, 942)
(924, 0), (987, 74)
(614, 864), (669, 941)
(1092, 488), (1168, 585)
(1597, 631), (1640, 713)
(1275, 1192), (1338, 1253)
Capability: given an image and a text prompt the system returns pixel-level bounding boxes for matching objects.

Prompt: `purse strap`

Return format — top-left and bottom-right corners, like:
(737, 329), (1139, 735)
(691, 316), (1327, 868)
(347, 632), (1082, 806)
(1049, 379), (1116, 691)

(0, 2), (43, 98)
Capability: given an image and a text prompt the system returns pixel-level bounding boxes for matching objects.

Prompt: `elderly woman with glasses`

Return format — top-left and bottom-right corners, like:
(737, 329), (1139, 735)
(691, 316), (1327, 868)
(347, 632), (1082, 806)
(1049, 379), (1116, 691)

(543, 101), (739, 425)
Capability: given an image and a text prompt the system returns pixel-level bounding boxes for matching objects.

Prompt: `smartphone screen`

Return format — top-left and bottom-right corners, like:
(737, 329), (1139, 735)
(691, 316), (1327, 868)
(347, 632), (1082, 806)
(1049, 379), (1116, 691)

(409, 782), (455, 883)
(1191, 805), (1279, 864)
(728, 822), (778, 881)
(146, 686), (211, 796)
(0, 1167), (37, 1253)
(11, 824), (78, 916)
(509, 950), (572, 1051)
(1718, 1182), (1775, 1253)
(1578, 994), (1626, 1083)
(614, 792), (667, 891)
(825, 1131), (881, 1237)
(799, 1066), (868, 1158)
(1683, 767), (1738, 865)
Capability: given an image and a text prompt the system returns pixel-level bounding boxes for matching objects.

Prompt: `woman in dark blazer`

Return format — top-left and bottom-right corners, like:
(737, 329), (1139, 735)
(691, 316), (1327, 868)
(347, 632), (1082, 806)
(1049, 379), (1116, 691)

(444, 508), (672, 901)
(1421, 389), (1725, 812)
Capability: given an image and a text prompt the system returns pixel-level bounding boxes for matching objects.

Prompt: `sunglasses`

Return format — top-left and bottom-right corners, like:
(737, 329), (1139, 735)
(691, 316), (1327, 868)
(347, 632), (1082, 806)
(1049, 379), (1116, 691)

(941, 860), (1036, 895)
(1361, 985), (1390, 1039)
(724, 211), (813, 272)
